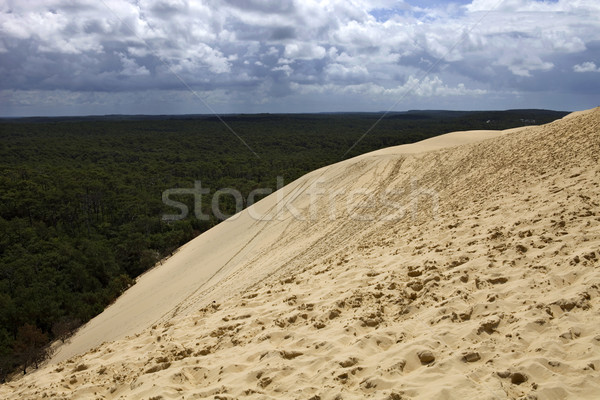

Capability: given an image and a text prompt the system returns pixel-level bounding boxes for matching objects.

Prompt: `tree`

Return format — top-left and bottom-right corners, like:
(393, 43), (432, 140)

(0, 329), (14, 383)
(51, 317), (81, 344)
(13, 324), (49, 374)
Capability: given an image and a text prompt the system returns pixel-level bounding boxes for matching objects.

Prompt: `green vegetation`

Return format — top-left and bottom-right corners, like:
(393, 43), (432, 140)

(0, 109), (567, 379)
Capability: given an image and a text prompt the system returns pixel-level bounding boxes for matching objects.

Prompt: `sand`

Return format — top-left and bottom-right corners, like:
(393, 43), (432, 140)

(1, 108), (599, 399)
(47, 127), (509, 366)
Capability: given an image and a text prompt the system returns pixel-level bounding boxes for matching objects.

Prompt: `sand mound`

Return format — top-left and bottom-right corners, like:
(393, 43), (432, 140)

(2, 108), (599, 399)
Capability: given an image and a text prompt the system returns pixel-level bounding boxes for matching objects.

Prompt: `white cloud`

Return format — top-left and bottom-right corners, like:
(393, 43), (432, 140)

(468, 0), (600, 13)
(272, 64), (292, 76)
(573, 61), (600, 73)
(494, 53), (554, 77)
(283, 43), (326, 60)
(118, 53), (150, 76)
(325, 63), (369, 80)
(167, 44), (232, 74)
(291, 75), (486, 98)
(0, 0), (599, 115)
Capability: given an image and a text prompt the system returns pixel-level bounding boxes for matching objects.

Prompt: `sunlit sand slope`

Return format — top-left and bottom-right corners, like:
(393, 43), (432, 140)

(2, 108), (599, 399)
(49, 123), (509, 365)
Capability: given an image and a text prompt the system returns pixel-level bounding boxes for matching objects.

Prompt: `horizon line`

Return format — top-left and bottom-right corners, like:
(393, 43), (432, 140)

(0, 108), (572, 120)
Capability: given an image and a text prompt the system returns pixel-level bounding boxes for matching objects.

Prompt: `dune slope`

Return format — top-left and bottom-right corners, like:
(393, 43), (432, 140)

(2, 108), (599, 399)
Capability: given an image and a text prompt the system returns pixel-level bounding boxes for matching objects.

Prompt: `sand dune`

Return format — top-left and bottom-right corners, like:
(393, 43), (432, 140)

(48, 124), (508, 366)
(1, 108), (599, 399)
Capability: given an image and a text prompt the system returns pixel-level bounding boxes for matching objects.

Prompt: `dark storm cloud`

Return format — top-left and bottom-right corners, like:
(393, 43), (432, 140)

(229, 24), (296, 41)
(269, 27), (296, 41)
(149, 0), (190, 15)
(1, 0), (599, 116)
(223, 0), (296, 14)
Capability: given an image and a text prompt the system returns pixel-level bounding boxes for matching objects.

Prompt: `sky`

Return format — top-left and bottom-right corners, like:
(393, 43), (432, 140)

(0, 0), (599, 117)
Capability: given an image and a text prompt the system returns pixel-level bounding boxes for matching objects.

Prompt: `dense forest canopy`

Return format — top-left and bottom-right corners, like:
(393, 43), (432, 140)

(0, 109), (568, 380)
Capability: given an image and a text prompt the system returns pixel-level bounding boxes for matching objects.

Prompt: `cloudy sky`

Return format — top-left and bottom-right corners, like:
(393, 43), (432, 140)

(1, 0), (599, 116)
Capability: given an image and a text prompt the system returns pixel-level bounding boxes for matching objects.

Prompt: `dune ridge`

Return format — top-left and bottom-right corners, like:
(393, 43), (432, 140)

(2, 108), (599, 399)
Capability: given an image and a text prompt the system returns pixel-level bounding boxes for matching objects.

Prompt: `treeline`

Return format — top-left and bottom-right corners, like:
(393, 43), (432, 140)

(0, 110), (567, 380)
